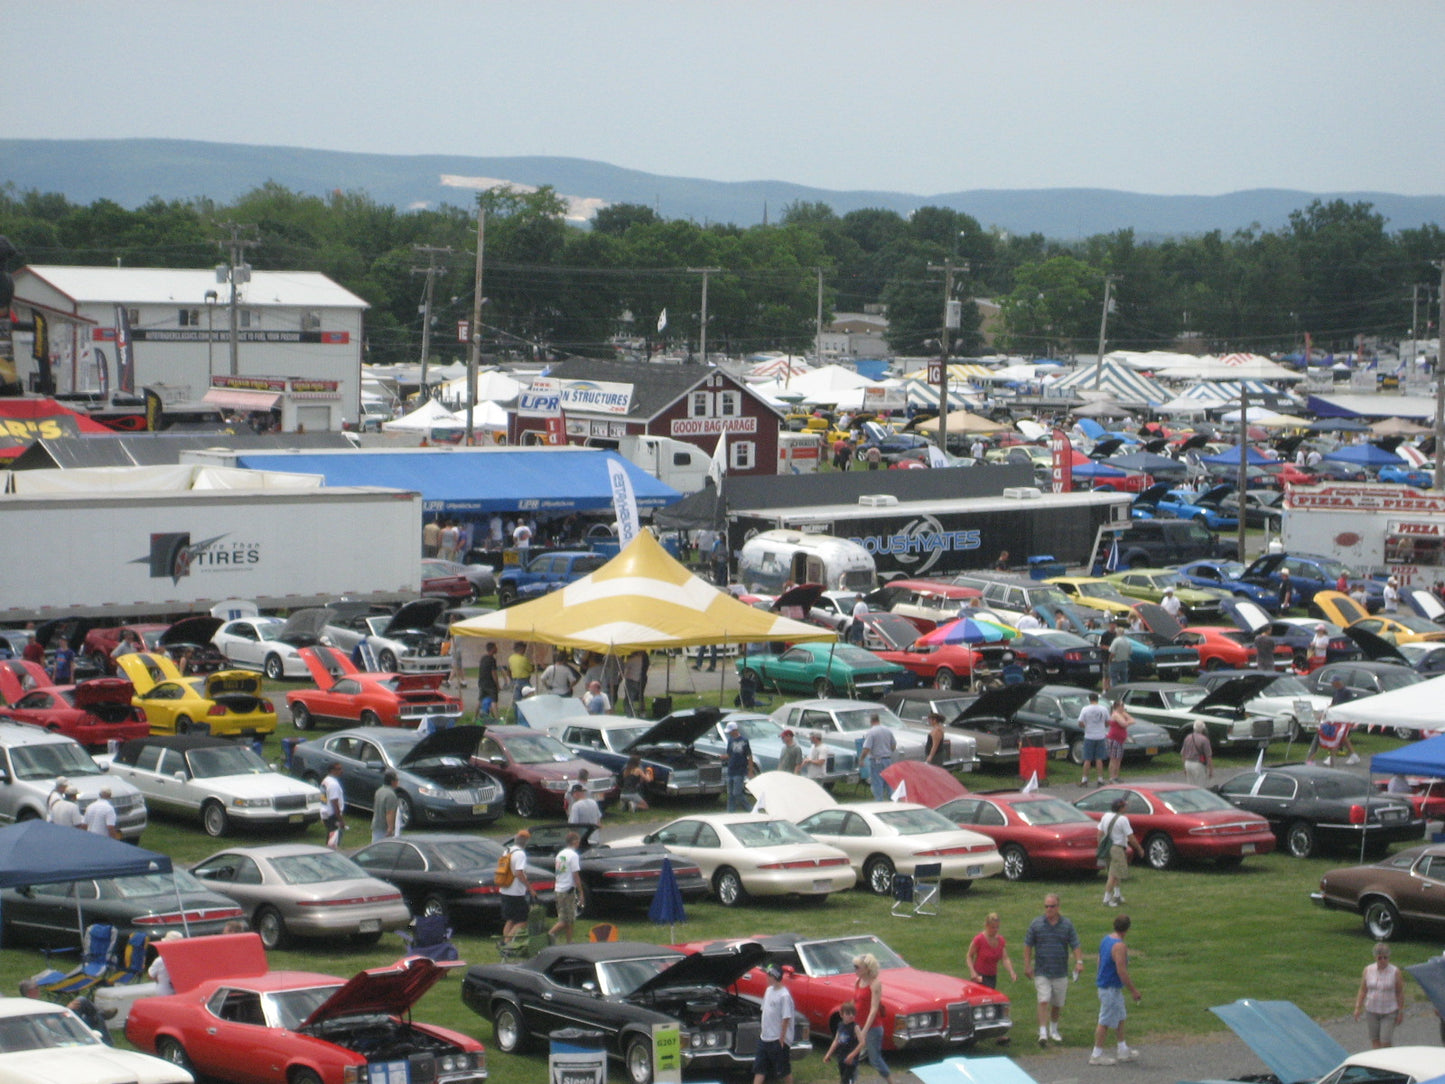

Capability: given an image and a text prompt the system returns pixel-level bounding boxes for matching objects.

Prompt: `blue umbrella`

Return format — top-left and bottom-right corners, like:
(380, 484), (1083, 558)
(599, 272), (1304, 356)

(648, 857), (687, 940)
(919, 616), (1018, 647)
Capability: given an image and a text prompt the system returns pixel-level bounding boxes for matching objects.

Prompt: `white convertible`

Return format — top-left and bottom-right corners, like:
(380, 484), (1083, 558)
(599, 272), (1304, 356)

(0, 997), (192, 1084)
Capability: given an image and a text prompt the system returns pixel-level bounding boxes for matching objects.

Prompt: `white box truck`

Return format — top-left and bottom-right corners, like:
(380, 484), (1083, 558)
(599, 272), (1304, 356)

(0, 486), (422, 621)
(613, 435), (713, 493)
(1283, 481), (1445, 589)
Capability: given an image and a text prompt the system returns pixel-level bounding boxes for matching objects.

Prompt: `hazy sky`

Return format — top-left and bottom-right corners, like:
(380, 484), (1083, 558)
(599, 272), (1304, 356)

(6, 0), (1443, 197)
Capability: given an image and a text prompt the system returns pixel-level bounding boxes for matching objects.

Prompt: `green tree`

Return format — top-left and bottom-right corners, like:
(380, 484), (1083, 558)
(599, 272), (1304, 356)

(997, 255), (1098, 354)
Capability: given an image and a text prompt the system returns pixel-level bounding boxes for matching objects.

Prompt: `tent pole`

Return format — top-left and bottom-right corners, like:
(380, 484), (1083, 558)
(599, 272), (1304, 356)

(174, 873), (191, 937)
(718, 633), (728, 707)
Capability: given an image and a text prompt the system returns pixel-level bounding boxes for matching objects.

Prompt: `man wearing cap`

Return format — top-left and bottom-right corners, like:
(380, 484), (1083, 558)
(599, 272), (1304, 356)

(1099, 796), (1141, 907)
(1278, 568), (1294, 612)
(1384, 575), (1400, 615)
(724, 720), (756, 812)
(82, 788), (120, 839)
(1159, 586), (1181, 620)
(567, 784), (603, 828)
(777, 729), (803, 775)
(1307, 624), (1331, 672)
(859, 714), (897, 802)
(50, 785), (82, 829)
(45, 777), (69, 821)
(752, 963), (796, 1084)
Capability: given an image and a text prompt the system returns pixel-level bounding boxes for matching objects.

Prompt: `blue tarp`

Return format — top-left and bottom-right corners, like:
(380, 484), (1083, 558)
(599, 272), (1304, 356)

(234, 449), (681, 514)
(1323, 443), (1406, 468)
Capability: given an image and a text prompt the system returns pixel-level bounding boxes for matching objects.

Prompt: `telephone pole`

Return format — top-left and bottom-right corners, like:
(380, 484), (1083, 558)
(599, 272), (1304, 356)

(926, 260), (968, 453)
(215, 224), (259, 377)
(466, 209), (485, 446)
(412, 245), (452, 396)
(1434, 259), (1445, 491)
(688, 267), (722, 365)
(1092, 274), (1120, 390)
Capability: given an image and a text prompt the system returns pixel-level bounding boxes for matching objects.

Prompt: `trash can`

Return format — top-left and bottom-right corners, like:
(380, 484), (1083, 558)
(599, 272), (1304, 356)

(651, 696), (674, 720)
(1018, 745), (1048, 786)
(549, 1029), (607, 1084)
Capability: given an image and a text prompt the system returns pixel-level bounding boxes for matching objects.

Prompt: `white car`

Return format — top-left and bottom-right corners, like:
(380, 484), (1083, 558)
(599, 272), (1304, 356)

(316, 600), (450, 674)
(769, 698), (978, 772)
(211, 616), (312, 680)
(0, 996), (193, 1083)
(746, 771), (1004, 894)
(611, 812), (856, 907)
(100, 734), (326, 837)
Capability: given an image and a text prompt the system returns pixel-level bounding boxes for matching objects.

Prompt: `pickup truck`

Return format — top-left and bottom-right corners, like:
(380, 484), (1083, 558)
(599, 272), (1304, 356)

(496, 551), (608, 606)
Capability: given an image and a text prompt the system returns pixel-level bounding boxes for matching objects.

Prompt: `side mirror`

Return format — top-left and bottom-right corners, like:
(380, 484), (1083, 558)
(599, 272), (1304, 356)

(641, 833), (655, 844)
(173, 771), (187, 782)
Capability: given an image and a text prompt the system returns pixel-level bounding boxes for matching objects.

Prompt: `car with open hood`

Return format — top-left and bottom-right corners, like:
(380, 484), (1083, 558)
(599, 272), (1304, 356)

(936, 789), (1102, 880)
(696, 712), (857, 786)
(769, 698), (978, 772)
(462, 939), (810, 1084)
(0, 721), (147, 839)
(1074, 781), (1277, 870)
(1345, 624), (1445, 680)
(672, 932), (1010, 1051)
(882, 685), (1069, 767)
(863, 579), (984, 634)
(1011, 685), (1171, 766)
(285, 645), (462, 732)
(863, 614), (983, 689)
(317, 599), (451, 674)
(0, 673), (148, 749)
(1175, 559), (1283, 611)
(115, 653), (276, 739)
(1132, 602), (1292, 671)
(211, 615), (315, 680)
(1313, 842), (1445, 941)
(190, 844), (412, 949)
(532, 704), (725, 800)
(746, 772), (1004, 894)
(1240, 551), (1385, 610)
(102, 734), (325, 837)
(1108, 676), (1294, 749)
(289, 725), (506, 827)
(735, 641), (908, 700)
(79, 622), (170, 674)
(1220, 597), (1359, 668)
(0, 995), (195, 1084)
(1194, 669), (1334, 740)
(471, 724), (617, 816)
(125, 932), (486, 1084)
(1314, 589), (1445, 645)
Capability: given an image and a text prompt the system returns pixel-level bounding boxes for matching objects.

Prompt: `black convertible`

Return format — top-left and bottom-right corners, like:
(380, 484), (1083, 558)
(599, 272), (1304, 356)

(462, 940), (812, 1084)
(508, 823), (710, 909)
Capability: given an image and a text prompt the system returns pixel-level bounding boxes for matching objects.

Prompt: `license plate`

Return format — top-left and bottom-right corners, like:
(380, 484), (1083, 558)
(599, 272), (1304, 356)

(472, 804), (489, 814)
(813, 879), (831, 891)
(288, 814), (303, 824)
(1241, 843), (1256, 854)
(1145, 748), (1159, 755)
(358, 919), (381, 933)
(966, 865), (983, 877)
(1053, 749), (1069, 759)
(1088, 665), (1100, 672)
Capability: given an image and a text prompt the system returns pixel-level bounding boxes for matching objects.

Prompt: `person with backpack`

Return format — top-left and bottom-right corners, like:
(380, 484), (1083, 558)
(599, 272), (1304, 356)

(498, 828), (534, 941)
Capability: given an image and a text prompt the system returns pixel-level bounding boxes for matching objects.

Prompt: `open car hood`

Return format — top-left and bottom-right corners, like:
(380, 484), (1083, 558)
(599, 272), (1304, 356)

(281, 608), (332, 643)
(382, 598), (448, 635)
(158, 932), (270, 994)
(399, 724), (484, 765)
(773, 583), (825, 613)
(1220, 598), (1270, 636)
(958, 681), (1043, 722)
(879, 761), (969, 807)
(1135, 602), (1182, 640)
(624, 707), (721, 751)
(745, 771), (836, 821)
(301, 644), (360, 687)
(161, 615), (223, 648)
(632, 940), (769, 998)
(1197, 484), (1233, 506)
(1343, 625), (1409, 664)
(515, 694), (591, 731)
(0, 660), (52, 703)
(1134, 482), (1170, 505)
(1310, 590), (1368, 627)
(1404, 587), (1445, 624)
(116, 652), (182, 694)
(301, 954), (459, 1027)
(71, 678), (137, 708)
(1207, 999), (1347, 1084)
(1193, 673), (1279, 712)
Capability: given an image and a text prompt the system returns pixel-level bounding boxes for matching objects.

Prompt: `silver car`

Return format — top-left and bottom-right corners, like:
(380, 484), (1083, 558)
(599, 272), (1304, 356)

(769, 699), (978, 772)
(0, 722), (147, 839)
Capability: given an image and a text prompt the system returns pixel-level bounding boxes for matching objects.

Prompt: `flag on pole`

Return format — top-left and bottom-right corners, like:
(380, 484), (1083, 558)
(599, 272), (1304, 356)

(1021, 771), (1040, 794)
(1104, 537), (1121, 573)
(607, 457), (640, 546)
(657, 308), (668, 333)
(889, 779), (907, 802)
(709, 431), (728, 491)
(1254, 745), (1265, 772)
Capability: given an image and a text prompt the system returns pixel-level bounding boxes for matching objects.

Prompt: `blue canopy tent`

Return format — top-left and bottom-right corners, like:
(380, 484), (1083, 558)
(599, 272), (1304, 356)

(1200, 445), (1274, 466)
(1371, 733), (1445, 778)
(1323, 443), (1406, 469)
(1070, 460), (1127, 480)
(234, 448), (680, 514)
(1105, 451), (1188, 476)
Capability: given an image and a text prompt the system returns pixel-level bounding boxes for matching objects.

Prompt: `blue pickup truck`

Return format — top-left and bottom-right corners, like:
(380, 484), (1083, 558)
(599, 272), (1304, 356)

(496, 551), (608, 606)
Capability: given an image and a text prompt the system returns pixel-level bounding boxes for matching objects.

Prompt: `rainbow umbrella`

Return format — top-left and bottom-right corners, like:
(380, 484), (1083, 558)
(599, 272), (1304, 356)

(919, 615), (1019, 647)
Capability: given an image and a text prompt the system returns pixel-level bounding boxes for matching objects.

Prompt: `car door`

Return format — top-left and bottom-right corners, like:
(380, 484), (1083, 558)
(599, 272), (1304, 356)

(344, 736), (389, 808)
(3, 878), (85, 942)
(192, 852), (266, 912)
(192, 986), (274, 1084)
(651, 819), (706, 873)
(120, 743), (180, 814)
(1228, 770), (1295, 829)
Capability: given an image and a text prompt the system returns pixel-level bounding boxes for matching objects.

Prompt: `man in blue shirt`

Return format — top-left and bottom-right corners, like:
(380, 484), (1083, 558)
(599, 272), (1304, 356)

(724, 720), (755, 812)
(1091, 913), (1141, 1066)
(1023, 892), (1083, 1048)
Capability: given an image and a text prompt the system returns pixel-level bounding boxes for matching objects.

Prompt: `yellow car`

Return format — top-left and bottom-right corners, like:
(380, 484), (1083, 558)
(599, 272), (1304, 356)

(1313, 590), (1445, 645)
(1047, 576), (1140, 621)
(115, 652), (278, 738)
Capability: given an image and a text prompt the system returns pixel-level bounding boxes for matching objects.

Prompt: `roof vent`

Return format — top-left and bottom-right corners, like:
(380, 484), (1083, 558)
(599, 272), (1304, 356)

(1003, 487), (1043, 500)
(858, 494), (899, 507)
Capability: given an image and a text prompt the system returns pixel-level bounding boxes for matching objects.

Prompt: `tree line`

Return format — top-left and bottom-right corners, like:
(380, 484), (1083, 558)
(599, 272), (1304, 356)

(1, 180), (1440, 366)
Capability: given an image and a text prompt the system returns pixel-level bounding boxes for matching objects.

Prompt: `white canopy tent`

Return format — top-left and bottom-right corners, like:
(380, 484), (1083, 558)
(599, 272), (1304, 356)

(1320, 673), (1445, 732)
(382, 397), (458, 432)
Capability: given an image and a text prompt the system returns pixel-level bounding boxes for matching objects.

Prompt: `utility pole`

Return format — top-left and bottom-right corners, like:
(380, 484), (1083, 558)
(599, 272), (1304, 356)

(689, 267), (721, 365)
(1092, 274), (1120, 390)
(466, 209), (485, 447)
(1237, 385), (1249, 560)
(412, 245), (452, 397)
(215, 224), (259, 377)
(927, 260), (968, 454)
(813, 267), (824, 371)
(1434, 260), (1445, 491)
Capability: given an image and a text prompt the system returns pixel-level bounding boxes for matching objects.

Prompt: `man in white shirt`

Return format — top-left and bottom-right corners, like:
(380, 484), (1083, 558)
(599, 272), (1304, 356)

(322, 763), (346, 848)
(752, 964), (796, 1084)
(548, 830), (585, 944)
(82, 788), (120, 839)
(501, 829), (534, 941)
(1384, 576), (1400, 614)
(1016, 610), (1043, 631)
(800, 732), (829, 779)
(1159, 587), (1182, 619)
(849, 599), (869, 645)
(45, 776), (69, 821)
(50, 785), (82, 829)
(1098, 796), (1142, 906)
(567, 784), (603, 828)
(1077, 693), (1111, 788)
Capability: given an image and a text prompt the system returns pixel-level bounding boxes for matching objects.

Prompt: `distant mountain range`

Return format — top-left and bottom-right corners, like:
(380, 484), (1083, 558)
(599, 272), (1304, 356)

(4, 138), (1444, 239)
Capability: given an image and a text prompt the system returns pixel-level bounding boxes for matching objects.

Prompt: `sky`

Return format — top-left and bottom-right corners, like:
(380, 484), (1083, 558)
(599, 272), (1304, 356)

(6, 0), (1444, 197)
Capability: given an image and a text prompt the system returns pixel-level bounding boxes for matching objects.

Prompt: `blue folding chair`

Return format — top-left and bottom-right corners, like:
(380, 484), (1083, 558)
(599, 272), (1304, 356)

(399, 913), (459, 963)
(105, 932), (151, 986)
(35, 924), (119, 1000)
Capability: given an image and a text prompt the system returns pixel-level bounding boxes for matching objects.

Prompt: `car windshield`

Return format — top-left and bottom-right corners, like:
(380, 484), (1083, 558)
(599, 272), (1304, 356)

(1028, 586), (1069, 606)
(270, 851), (370, 885)
(189, 745), (272, 778)
(1256, 675), (1311, 696)
(1011, 798), (1093, 825)
(1213, 562), (1246, 578)
(1157, 787), (1236, 813)
(1049, 692), (1093, 717)
(730, 820), (817, 847)
(264, 984), (345, 1030)
(1150, 572), (1185, 589)
(0, 1007), (99, 1050)
(829, 708), (906, 733)
(430, 838), (503, 869)
(596, 953), (686, 996)
(829, 645), (890, 666)
(1077, 582), (1130, 603)
(875, 807), (961, 834)
(106, 870), (208, 898)
(1379, 671), (1424, 693)
(840, 570), (875, 592)
(728, 716), (784, 740)
(1314, 558), (1357, 581)
(1394, 615), (1440, 633)
(7, 742), (102, 780)
(1160, 688), (1209, 709)
(605, 727), (652, 749)
(254, 618), (286, 640)
(798, 936), (907, 976)
(501, 732), (578, 764)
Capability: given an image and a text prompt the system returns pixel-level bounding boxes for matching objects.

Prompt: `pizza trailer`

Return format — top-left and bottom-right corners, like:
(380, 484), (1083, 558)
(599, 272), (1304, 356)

(1283, 482), (1445, 589)
(728, 488), (1132, 581)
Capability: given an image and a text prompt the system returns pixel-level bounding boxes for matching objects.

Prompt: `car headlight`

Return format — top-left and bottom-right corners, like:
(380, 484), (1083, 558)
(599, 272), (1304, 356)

(973, 1004), (1002, 1022)
(542, 779), (570, 792)
(417, 783), (446, 798)
(230, 797), (271, 808)
(898, 1012), (942, 1032)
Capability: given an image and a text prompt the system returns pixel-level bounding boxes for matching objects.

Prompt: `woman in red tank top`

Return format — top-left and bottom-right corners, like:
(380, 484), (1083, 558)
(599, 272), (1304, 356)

(846, 953), (894, 1084)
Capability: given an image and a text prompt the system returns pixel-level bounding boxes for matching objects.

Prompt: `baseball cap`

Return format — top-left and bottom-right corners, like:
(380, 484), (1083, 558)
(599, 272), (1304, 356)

(764, 964), (784, 981)
(724, 720), (739, 732)
(781, 729), (794, 739)
(55, 776), (69, 787)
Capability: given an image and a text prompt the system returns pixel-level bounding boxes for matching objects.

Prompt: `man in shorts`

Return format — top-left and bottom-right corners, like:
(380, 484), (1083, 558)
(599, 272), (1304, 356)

(1091, 913), (1141, 1066)
(500, 828), (534, 941)
(1023, 893), (1083, 1047)
(548, 830), (584, 944)
(1077, 692), (1110, 788)
(752, 964), (796, 1084)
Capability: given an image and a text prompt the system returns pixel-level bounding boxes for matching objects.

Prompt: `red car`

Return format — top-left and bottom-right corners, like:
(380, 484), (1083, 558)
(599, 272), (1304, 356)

(0, 667), (148, 748)
(1134, 603), (1294, 671)
(867, 614), (982, 691)
(675, 932), (1010, 1050)
(935, 790), (1102, 881)
(285, 646), (462, 731)
(125, 932), (487, 1084)
(420, 561), (474, 600)
(472, 724), (618, 817)
(80, 623), (170, 673)
(1073, 781), (1277, 870)
(0, 659), (53, 700)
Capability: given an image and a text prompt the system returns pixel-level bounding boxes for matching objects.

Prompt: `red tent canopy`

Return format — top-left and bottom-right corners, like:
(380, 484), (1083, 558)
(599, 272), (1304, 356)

(0, 397), (114, 457)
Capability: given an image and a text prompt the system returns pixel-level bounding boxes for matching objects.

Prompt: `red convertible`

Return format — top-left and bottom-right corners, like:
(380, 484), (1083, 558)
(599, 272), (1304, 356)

(935, 790), (1102, 881)
(675, 932), (1010, 1050)
(0, 664), (148, 748)
(285, 646), (462, 731)
(126, 932), (487, 1084)
(1074, 781), (1277, 870)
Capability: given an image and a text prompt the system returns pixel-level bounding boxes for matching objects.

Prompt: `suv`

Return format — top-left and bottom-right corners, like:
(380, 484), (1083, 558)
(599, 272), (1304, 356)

(949, 574), (1090, 626)
(0, 721), (148, 838)
(1107, 519), (1236, 569)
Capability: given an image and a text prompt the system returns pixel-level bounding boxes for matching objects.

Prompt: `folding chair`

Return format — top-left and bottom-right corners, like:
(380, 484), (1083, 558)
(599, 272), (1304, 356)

(105, 932), (151, 986)
(35, 924), (119, 1000)
(890, 862), (942, 918)
(497, 904), (550, 961)
(588, 923), (620, 943)
(399, 913), (460, 963)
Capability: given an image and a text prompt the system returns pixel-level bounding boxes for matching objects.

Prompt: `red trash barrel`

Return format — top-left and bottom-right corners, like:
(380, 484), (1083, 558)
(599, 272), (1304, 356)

(1018, 745), (1048, 786)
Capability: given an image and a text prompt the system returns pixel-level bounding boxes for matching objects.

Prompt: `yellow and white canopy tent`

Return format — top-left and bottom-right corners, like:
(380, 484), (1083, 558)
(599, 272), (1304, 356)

(450, 531), (835, 655)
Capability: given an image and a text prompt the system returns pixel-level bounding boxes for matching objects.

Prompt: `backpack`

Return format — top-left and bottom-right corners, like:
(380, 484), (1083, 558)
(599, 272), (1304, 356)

(495, 847), (517, 888)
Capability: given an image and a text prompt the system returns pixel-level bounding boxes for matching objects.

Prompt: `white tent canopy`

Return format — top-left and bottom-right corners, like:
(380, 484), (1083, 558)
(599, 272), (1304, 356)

(450, 401), (510, 428)
(441, 370), (524, 403)
(1320, 672), (1445, 732)
(382, 397), (458, 432)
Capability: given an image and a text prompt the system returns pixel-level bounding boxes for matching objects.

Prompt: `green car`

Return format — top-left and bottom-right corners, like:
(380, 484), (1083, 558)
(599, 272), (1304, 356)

(736, 642), (906, 699)
(1106, 568), (1230, 623)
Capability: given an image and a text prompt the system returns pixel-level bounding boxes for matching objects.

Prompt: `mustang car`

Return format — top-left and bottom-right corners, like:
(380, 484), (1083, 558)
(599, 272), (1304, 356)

(461, 940), (810, 1084)
(936, 790), (1101, 880)
(881, 685), (1069, 768)
(125, 932), (487, 1084)
(116, 653), (276, 739)
(102, 734), (324, 837)
(317, 599), (451, 674)
(1193, 669), (1333, 740)
(285, 645), (462, 732)
(1174, 559), (1282, 612)
(1011, 685), (1171, 766)
(675, 932), (1010, 1050)
(1074, 782), (1277, 870)
(0, 676), (148, 748)
(736, 642), (907, 700)
(1315, 590), (1445, 645)
(289, 726), (506, 828)
(1108, 677), (1292, 749)
(1107, 569), (1229, 623)
(211, 615), (314, 680)
(1313, 842), (1445, 941)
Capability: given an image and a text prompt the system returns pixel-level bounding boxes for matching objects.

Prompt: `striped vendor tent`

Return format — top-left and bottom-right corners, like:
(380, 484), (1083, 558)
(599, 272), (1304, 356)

(898, 378), (976, 411)
(1049, 359), (1170, 407)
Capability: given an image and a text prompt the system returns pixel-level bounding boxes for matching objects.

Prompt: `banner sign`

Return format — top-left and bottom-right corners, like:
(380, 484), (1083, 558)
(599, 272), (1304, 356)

(1050, 428), (1073, 493)
(518, 378), (563, 418)
(608, 457), (640, 545)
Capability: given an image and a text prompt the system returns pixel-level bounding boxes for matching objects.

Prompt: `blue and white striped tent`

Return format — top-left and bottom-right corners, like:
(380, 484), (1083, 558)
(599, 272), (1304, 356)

(898, 378), (976, 411)
(1175, 380), (1282, 401)
(1049, 359), (1170, 407)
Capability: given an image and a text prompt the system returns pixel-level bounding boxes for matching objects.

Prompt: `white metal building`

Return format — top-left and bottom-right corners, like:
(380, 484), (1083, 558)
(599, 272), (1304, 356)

(11, 266), (368, 425)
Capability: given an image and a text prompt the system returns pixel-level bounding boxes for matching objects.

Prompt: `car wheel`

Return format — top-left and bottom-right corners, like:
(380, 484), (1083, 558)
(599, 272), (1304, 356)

(510, 784), (539, 818)
(421, 895), (449, 920)
(625, 1035), (654, 1084)
(1364, 898), (1400, 941)
(201, 801), (229, 838)
(1285, 820), (1317, 859)
(1144, 832), (1177, 870)
(1001, 844), (1031, 882)
(493, 1002), (530, 1053)
(498, 587), (518, 607)
(360, 710), (382, 728)
(864, 855), (895, 896)
(175, 715), (194, 735)
(290, 702), (313, 731)
(378, 650), (399, 673)
(713, 867), (748, 907)
(1026, 662), (1047, 682)
(157, 1038), (194, 1073)
(934, 668), (958, 691)
(1069, 739), (1086, 766)
(256, 906), (289, 949)
(1204, 657), (1225, 671)
(290, 1069), (322, 1084)
(814, 677), (835, 698)
(1394, 726), (1417, 741)
(264, 654), (284, 681)
(397, 793), (416, 829)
